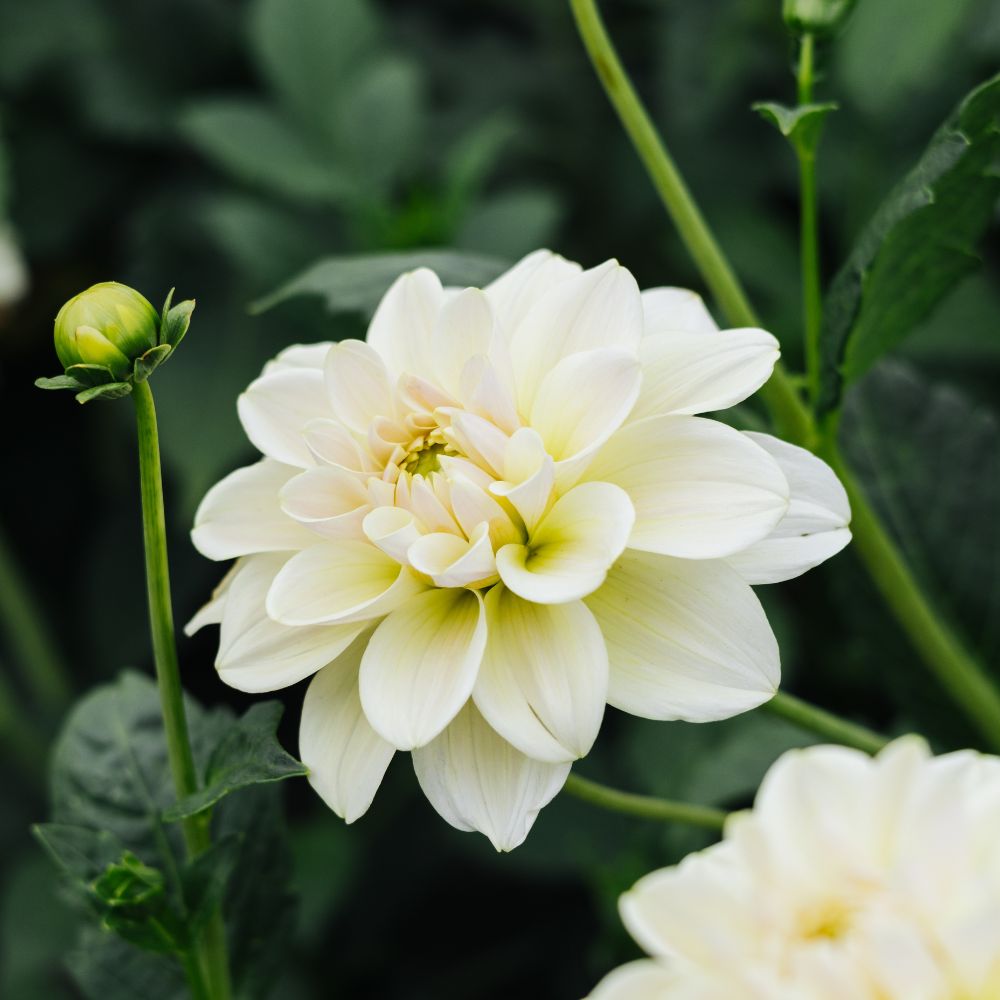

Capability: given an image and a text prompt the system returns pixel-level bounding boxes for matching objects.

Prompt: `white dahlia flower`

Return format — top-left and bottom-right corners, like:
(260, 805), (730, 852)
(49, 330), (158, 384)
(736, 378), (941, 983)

(591, 737), (1000, 999)
(189, 251), (850, 850)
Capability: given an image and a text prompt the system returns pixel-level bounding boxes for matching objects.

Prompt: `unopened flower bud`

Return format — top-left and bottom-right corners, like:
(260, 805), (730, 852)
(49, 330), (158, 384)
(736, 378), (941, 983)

(782, 0), (857, 34)
(54, 281), (158, 377)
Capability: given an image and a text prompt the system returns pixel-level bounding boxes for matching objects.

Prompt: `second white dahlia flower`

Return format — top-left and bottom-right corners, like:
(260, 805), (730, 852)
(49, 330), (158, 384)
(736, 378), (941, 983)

(189, 250), (850, 850)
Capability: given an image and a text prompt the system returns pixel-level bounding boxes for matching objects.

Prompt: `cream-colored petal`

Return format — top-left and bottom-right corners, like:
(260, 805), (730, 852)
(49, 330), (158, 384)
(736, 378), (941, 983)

(216, 555), (365, 692)
(640, 287), (718, 335)
(184, 561), (240, 636)
(192, 459), (317, 560)
(449, 478), (522, 550)
(237, 368), (329, 467)
(323, 339), (394, 434)
(359, 588), (487, 750)
(588, 960), (680, 1000)
(587, 551), (779, 721)
(408, 525), (497, 588)
(484, 249), (582, 333)
(530, 348), (642, 463)
(366, 268), (444, 377)
(474, 586), (608, 762)
(299, 631), (394, 823)
(432, 287), (496, 397)
(631, 329), (779, 419)
(726, 433), (851, 584)
(587, 415), (789, 559)
(302, 418), (374, 472)
(411, 702), (570, 851)
(509, 259), (643, 411)
(265, 540), (424, 625)
(279, 465), (371, 539)
(262, 341), (333, 375)
(362, 506), (424, 564)
(459, 354), (521, 434)
(443, 410), (509, 478)
(496, 482), (635, 603)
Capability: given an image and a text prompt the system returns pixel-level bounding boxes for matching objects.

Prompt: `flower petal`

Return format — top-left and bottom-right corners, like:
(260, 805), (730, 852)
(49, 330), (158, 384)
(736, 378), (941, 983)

(631, 329), (779, 420)
(299, 631), (395, 823)
(589, 960), (681, 1000)
(323, 339), (394, 434)
(266, 540), (424, 625)
(484, 249), (581, 333)
(496, 482), (635, 603)
(509, 259), (643, 411)
(408, 525), (497, 589)
(359, 588), (487, 750)
(362, 506), (424, 564)
(586, 551), (780, 721)
(216, 555), (365, 692)
(367, 268), (444, 377)
(262, 341), (333, 375)
(432, 287), (496, 397)
(184, 562), (239, 636)
(237, 368), (329, 467)
(641, 287), (718, 335)
(726, 433), (851, 584)
(279, 465), (372, 539)
(412, 702), (570, 851)
(192, 459), (317, 560)
(587, 415), (789, 559)
(474, 586), (608, 762)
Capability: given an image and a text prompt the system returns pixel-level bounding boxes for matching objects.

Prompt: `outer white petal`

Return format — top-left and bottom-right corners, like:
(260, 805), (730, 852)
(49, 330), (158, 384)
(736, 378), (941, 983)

(588, 960), (680, 1000)
(192, 460), (317, 560)
(184, 562), (239, 636)
(641, 287), (718, 335)
(262, 341), (333, 375)
(432, 287), (496, 397)
(366, 268), (444, 377)
(587, 415), (789, 559)
(631, 330), (780, 420)
(726, 433), (851, 584)
(497, 482), (635, 604)
(299, 631), (395, 823)
(484, 249), (582, 333)
(237, 368), (329, 467)
(359, 588), (487, 750)
(216, 555), (365, 692)
(474, 586), (608, 762)
(509, 259), (643, 411)
(266, 540), (425, 625)
(529, 347), (642, 474)
(412, 702), (570, 851)
(586, 551), (780, 721)
(323, 339), (394, 433)
(279, 465), (372, 539)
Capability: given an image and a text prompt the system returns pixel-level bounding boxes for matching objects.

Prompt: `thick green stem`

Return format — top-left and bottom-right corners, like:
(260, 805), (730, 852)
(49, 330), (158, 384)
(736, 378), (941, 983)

(564, 773), (727, 830)
(132, 381), (232, 1000)
(765, 691), (887, 754)
(0, 521), (71, 716)
(568, 0), (1000, 750)
(795, 33), (823, 406)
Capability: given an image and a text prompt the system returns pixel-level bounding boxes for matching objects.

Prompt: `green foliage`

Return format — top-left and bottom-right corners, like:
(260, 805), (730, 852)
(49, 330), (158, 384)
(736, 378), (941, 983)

(753, 101), (838, 156)
(819, 75), (1000, 413)
(252, 250), (511, 316)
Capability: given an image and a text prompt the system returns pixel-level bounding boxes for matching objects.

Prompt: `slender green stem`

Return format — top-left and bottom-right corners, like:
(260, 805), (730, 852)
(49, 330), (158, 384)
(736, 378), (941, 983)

(564, 774), (727, 830)
(568, 0), (1000, 750)
(0, 521), (71, 716)
(132, 381), (232, 1000)
(764, 691), (887, 754)
(795, 33), (823, 406)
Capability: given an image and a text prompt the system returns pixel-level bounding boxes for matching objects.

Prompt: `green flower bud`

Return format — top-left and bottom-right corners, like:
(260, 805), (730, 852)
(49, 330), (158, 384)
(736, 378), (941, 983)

(54, 281), (158, 377)
(782, 0), (857, 34)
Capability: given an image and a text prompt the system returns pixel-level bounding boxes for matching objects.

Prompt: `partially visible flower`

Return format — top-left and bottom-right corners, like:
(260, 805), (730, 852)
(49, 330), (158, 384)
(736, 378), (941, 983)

(189, 250), (852, 850)
(590, 737), (1000, 999)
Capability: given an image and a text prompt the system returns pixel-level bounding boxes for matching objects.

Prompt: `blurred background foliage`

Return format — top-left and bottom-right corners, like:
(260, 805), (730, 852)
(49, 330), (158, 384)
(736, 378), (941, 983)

(0, 0), (997, 996)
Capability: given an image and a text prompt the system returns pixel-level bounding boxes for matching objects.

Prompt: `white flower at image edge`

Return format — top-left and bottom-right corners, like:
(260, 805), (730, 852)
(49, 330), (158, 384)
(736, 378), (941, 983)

(188, 250), (852, 851)
(590, 737), (1000, 1000)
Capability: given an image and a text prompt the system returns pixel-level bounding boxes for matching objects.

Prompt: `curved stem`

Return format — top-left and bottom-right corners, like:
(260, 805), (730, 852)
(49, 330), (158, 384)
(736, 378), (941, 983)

(133, 381), (232, 1000)
(567, 0), (1000, 750)
(764, 691), (887, 754)
(564, 773), (727, 831)
(796, 33), (823, 406)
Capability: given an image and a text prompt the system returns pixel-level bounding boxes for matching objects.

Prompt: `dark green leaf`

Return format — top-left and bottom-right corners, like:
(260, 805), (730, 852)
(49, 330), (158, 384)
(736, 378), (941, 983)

(752, 100), (838, 155)
(251, 250), (510, 316)
(35, 374), (85, 391)
(68, 927), (187, 1000)
(75, 382), (133, 404)
(133, 344), (172, 383)
(819, 74), (1000, 413)
(33, 825), (126, 885)
(164, 702), (305, 821)
(159, 299), (195, 350)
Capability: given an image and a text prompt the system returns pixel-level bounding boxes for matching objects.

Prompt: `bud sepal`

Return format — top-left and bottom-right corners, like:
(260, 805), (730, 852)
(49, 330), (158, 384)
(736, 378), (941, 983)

(35, 282), (195, 403)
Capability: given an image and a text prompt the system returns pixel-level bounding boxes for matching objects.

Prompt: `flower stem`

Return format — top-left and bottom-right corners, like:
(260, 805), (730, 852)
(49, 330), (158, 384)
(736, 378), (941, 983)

(567, 0), (1000, 751)
(796, 32), (823, 406)
(764, 691), (887, 754)
(132, 380), (232, 1000)
(564, 773), (727, 830)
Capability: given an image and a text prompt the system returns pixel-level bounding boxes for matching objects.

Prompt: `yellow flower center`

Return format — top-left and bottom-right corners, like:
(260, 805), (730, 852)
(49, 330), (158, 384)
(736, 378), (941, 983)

(798, 899), (853, 941)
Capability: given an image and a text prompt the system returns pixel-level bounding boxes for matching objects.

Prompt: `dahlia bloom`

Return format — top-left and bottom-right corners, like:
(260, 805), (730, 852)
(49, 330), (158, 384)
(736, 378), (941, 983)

(189, 251), (850, 850)
(591, 737), (1000, 999)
